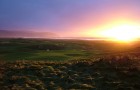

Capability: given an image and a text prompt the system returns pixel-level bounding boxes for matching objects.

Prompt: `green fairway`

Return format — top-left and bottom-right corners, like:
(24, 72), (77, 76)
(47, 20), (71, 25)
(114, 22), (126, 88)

(0, 38), (139, 61)
(0, 39), (91, 61)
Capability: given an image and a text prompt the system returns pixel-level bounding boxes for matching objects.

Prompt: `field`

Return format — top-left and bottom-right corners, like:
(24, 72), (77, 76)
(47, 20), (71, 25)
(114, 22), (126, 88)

(0, 38), (139, 61)
(0, 38), (140, 90)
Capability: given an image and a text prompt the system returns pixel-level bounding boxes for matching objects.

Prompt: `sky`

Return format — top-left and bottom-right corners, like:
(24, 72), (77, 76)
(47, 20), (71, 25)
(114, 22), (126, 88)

(0, 0), (140, 37)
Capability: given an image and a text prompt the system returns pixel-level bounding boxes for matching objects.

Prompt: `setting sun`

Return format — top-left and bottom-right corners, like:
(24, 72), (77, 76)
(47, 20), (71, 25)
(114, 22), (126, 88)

(101, 24), (140, 42)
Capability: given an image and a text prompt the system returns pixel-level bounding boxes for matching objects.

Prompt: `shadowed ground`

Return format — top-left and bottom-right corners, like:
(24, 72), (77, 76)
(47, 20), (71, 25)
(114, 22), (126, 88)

(0, 55), (140, 90)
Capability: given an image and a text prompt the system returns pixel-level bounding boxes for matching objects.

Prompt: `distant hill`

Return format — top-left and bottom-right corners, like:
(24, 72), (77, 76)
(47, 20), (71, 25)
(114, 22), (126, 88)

(0, 30), (58, 38)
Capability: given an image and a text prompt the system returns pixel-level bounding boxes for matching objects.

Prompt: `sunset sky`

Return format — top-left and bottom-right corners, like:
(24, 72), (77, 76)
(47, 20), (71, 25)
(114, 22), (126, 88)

(0, 0), (140, 37)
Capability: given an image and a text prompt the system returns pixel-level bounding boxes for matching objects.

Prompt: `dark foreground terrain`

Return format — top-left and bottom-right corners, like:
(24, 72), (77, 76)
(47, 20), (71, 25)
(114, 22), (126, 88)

(0, 55), (140, 90)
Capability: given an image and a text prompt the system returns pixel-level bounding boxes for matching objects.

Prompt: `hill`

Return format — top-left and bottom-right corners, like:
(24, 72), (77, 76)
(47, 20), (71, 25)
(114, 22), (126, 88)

(0, 30), (57, 38)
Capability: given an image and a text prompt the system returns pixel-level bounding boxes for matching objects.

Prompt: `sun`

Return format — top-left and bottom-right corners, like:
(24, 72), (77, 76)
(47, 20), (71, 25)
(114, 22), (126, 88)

(101, 24), (140, 42)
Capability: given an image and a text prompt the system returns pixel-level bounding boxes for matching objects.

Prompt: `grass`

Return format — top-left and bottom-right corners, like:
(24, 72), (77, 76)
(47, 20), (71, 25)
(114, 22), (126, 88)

(0, 39), (103, 61)
(0, 38), (140, 89)
(0, 55), (140, 90)
(1, 49), (88, 61)
(1, 38), (138, 61)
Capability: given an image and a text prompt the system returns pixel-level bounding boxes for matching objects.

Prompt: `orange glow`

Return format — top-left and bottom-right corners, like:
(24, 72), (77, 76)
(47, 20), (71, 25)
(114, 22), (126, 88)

(82, 19), (140, 42)
(100, 24), (140, 42)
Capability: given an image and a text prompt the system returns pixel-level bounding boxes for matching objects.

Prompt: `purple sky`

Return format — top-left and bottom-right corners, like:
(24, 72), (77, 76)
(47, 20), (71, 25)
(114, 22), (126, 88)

(0, 0), (140, 37)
